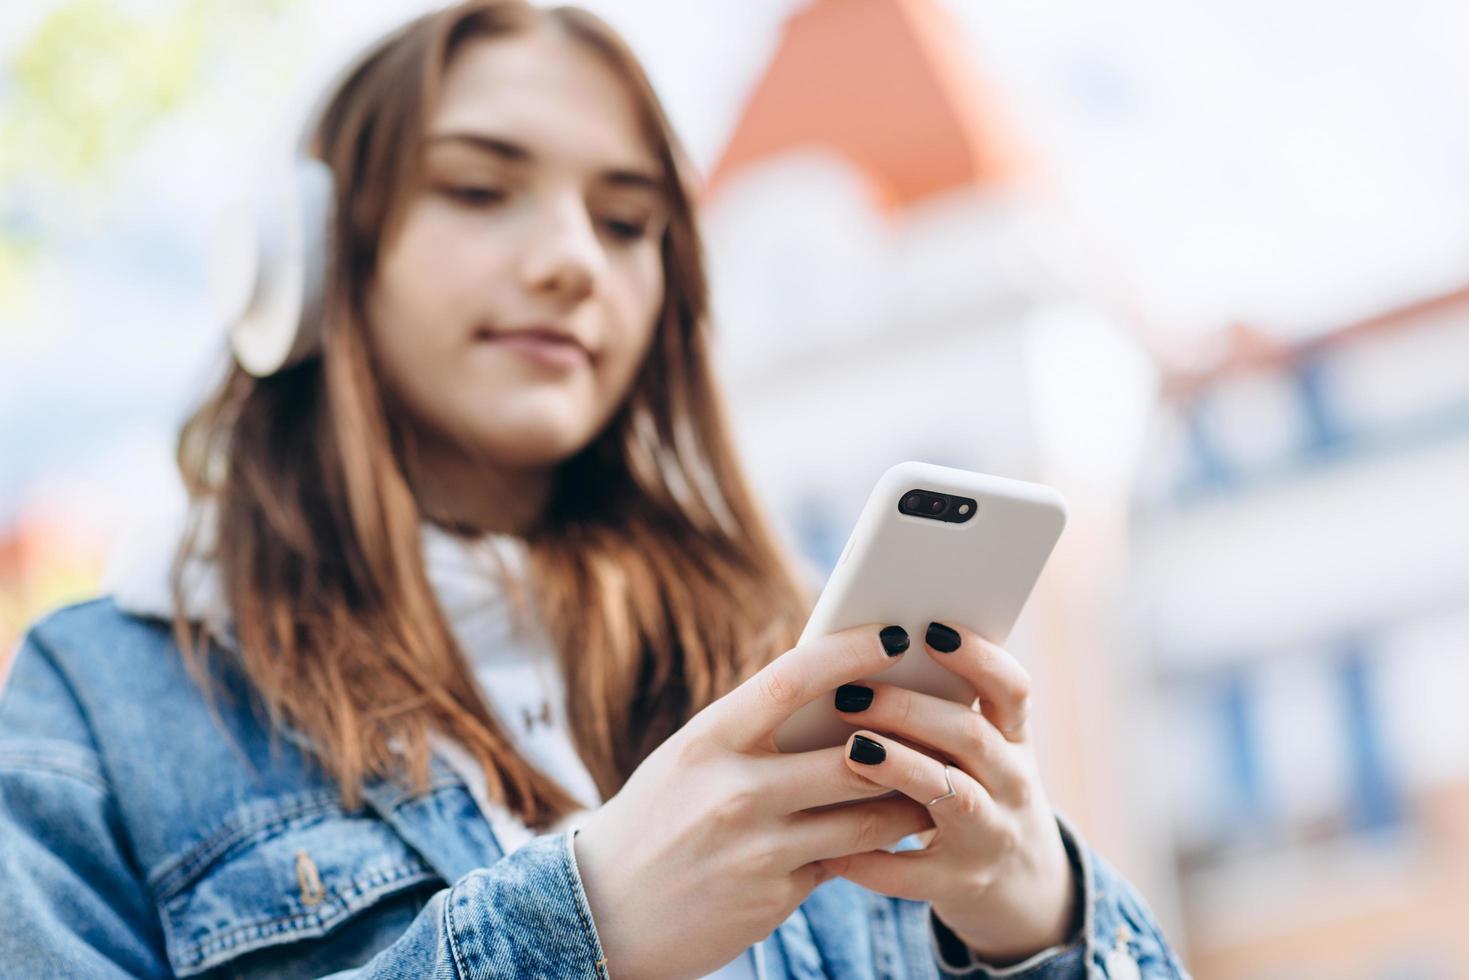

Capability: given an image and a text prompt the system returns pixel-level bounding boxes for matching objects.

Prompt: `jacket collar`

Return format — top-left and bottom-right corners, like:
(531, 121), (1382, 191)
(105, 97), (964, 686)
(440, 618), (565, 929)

(106, 497), (515, 879)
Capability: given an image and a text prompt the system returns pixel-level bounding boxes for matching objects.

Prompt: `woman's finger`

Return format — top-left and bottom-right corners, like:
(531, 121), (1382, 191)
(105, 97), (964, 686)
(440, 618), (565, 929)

(832, 682), (1029, 803)
(841, 729), (999, 837)
(707, 622), (910, 752)
(782, 794), (933, 866)
(921, 622), (1032, 740)
(751, 745), (896, 812)
(820, 846), (936, 902)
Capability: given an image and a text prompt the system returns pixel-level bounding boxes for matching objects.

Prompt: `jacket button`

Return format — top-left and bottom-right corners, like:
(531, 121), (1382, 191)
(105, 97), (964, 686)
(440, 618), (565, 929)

(296, 850), (325, 907)
(1104, 945), (1141, 980)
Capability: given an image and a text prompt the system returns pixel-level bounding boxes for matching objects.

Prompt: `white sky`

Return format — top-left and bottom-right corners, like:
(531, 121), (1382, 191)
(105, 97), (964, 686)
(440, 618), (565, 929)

(6, 0), (1468, 340)
(585, 0), (1469, 339)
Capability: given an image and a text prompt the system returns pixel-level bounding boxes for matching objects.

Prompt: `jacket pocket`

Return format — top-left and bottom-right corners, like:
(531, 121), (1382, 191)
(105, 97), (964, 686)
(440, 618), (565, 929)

(154, 794), (444, 977)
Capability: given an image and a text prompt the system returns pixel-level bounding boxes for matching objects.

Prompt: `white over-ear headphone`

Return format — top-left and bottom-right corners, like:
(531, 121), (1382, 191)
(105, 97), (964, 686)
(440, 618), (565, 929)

(208, 7), (435, 378)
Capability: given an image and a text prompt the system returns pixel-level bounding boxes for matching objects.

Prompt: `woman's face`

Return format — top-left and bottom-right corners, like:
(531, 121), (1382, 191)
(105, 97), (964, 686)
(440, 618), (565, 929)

(365, 28), (669, 470)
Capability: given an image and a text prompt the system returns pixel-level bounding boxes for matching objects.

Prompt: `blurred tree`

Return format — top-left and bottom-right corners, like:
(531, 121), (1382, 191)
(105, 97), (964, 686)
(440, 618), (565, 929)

(0, 0), (298, 326)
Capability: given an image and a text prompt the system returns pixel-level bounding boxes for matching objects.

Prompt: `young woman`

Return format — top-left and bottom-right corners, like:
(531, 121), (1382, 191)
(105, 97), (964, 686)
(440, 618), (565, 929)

(0, 2), (1189, 977)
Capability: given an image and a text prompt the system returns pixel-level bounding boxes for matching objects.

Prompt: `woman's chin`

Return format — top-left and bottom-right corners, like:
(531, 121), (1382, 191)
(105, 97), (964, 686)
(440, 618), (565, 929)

(465, 424), (594, 469)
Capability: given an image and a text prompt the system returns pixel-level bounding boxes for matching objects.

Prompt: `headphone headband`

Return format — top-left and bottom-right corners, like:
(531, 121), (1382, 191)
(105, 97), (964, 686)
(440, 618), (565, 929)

(212, 5), (442, 377)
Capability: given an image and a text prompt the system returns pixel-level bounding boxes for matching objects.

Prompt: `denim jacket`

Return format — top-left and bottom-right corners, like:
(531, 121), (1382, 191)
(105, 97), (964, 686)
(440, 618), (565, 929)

(0, 599), (1190, 978)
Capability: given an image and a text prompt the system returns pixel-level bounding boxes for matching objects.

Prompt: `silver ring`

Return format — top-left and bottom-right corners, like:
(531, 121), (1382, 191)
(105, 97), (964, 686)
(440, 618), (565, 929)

(926, 764), (958, 806)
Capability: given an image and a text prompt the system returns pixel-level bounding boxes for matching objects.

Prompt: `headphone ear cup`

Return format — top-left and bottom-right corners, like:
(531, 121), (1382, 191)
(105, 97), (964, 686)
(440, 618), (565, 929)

(218, 158), (336, 377)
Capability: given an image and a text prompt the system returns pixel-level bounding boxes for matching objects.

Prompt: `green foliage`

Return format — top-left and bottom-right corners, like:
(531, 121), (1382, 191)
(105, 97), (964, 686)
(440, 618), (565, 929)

(0, 0), (301, 326)
(2, 0), (210, 183)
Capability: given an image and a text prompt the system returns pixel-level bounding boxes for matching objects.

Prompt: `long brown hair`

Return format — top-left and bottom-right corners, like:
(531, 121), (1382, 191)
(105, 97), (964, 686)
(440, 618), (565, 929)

(174, 0), (814, 828)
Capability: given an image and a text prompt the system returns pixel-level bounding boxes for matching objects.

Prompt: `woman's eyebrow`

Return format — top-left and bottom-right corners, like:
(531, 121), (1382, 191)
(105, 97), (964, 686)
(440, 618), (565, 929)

(424, 131), (665, 195)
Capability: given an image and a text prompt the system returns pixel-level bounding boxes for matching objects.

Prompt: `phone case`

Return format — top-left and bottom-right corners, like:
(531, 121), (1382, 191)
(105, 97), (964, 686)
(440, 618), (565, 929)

(772, 460), (1067, 753)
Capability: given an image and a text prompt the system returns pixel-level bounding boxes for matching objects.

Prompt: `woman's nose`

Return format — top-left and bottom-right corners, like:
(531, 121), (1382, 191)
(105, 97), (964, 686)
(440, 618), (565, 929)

(520, 198), (602, 305)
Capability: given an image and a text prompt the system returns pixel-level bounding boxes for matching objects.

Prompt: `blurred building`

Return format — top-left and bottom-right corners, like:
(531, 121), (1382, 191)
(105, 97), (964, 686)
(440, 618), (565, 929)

(700, 0), (1184, 951)
(1133, 286), (1469, 979)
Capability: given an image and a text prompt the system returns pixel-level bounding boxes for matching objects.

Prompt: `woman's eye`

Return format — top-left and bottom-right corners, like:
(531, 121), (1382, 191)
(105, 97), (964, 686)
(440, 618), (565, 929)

(444, 186), (505, 206)
(603, 218), (650, 242)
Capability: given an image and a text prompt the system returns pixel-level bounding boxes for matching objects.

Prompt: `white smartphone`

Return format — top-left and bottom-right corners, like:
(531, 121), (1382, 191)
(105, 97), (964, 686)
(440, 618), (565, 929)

(773, 461), (1067, 754)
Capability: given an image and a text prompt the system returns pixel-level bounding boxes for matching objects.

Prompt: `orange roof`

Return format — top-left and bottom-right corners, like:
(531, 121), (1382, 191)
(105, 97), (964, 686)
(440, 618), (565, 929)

(704, 0), (1031, 212)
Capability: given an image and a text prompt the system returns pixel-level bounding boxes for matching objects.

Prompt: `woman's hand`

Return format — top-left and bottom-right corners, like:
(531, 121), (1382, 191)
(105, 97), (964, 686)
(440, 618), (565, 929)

(820, 621), (1079, 967)
(573, 623), (935, 980)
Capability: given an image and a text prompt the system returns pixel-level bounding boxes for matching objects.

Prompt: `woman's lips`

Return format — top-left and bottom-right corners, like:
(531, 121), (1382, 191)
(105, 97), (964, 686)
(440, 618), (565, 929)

(473, 330), (588, 370)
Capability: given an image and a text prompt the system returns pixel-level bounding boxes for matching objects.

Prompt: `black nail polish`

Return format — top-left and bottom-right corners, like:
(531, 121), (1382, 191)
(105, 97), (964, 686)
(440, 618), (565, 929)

(879, 625), (909, 656)
(835, 684), (874, 713)
(926, 622), (960, 653)
(849, 734), (886, 765)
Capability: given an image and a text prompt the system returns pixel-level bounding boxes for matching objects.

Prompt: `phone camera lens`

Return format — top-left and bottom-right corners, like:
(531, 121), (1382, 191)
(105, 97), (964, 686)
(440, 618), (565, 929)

(903, 492), (922, 511)
(929, 497), (946, 514)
